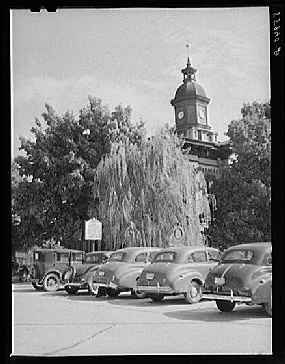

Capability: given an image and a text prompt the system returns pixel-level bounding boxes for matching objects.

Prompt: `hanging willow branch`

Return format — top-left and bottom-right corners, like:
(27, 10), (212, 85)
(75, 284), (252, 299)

(94, 131), (211, 250)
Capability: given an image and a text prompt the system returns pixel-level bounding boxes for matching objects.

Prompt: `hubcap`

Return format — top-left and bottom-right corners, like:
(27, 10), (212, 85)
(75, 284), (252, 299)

(47, 278), (57, 287)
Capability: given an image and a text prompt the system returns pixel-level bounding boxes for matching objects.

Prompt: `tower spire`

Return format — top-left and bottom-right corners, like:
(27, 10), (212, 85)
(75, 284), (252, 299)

(182, 43), (197, 82)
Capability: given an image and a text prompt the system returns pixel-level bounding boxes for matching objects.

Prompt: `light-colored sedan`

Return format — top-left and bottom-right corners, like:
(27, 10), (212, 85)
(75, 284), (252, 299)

(88, 247), (161, 298)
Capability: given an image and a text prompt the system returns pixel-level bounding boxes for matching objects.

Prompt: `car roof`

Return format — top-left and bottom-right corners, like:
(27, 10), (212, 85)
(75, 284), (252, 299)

(32, 248), (84, 254)
(226, 242), (271, 251)
(86, 251), (112, 256)
(159, 246), (217, 253)
(112, 247), (161, 254)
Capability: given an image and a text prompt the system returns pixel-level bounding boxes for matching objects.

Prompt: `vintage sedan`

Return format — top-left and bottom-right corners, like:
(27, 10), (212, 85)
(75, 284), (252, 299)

(30, 248), (85, 291)
(136, 246), (221, 303)
(203, 242), (272, 316)
(88, 247), (161, 298)
(63, 251), (112, 294)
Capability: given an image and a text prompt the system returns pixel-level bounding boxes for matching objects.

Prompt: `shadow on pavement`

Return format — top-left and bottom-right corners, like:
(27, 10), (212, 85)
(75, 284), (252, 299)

(163, 305), (269, 322)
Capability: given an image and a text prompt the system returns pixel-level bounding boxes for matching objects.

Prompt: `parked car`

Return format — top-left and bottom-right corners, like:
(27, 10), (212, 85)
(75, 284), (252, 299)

(88, 247), (161, 298)
(202, 242), (272, 316)
(30, 248), (85, 292)
(63, 251), (112, 295)
(136, 246), (221, 303)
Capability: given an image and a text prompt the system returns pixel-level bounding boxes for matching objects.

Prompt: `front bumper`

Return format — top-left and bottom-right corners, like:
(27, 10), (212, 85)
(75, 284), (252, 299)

(137, 285), (174, 294)
(202, 291), (252, 303)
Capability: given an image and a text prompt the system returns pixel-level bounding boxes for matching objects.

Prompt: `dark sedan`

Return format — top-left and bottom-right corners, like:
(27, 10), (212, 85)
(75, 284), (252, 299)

(203, 242), (272, 316)
(63, 251), (112, 294)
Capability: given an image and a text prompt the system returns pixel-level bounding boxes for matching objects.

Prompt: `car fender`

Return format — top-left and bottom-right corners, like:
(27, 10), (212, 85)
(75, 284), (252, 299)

(117, 267), (144, 289)
(252, 277), (271, 304)
(172, 271), (204, 293)
(41, 269), (63, 284)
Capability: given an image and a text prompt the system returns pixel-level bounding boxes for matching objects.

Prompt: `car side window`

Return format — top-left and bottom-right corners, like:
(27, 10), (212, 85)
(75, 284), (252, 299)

(186, 254), (194, 263)
(57, 253), (69, 263)
(190, 251), (207, 263)
(135, 252), (148, 263)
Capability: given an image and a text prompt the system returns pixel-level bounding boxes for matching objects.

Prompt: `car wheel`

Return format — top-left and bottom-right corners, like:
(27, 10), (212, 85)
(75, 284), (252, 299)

(149, 294), (164, 302)
(216, 300), (236, 312)
(106, 288), (120, 298)
(65, 286), (79, 295)
(264, 288), (272, 317)
(43, 273), (60, 292)
(184, 281), (202, 304)
(131, 289), (146, 299)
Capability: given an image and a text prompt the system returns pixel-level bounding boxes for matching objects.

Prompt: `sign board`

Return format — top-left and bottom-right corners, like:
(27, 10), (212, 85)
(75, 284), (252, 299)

(85, 218), (102, 240)
(173, 225), (184, 242)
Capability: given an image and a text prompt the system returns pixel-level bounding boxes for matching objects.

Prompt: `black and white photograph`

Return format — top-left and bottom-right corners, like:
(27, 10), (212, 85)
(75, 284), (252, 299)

(11, 7), (272, 356)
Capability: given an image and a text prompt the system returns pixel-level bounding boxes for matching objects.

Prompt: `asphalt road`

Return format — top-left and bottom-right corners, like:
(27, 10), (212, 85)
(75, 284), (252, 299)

(12, 283), (272, 356)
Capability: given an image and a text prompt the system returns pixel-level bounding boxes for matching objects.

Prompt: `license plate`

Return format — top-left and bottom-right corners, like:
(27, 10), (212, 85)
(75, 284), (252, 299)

(146, 273), (154, 280)
(99, 271), (105, 276)
(215, 277), (225, 285)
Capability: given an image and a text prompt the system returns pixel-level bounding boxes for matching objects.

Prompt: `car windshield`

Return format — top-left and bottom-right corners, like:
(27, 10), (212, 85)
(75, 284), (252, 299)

(222, 249), (254, 263)
(109, 251), (128, 262)
(153, 251), (176, 263)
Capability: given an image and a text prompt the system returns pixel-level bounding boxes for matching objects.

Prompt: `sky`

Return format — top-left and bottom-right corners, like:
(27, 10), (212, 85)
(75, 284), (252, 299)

(11, 7), (270, 158)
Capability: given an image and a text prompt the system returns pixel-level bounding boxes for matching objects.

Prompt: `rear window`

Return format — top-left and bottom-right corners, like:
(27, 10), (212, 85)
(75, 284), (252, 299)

(222, 249), (254, 263)
(71, 253), (83, 263)
(189, 251), (207, 263)
(153, 252), (176, 263)
(135, 252), (148, 263)
(109, 252), (128, 262)
(86, 253), (107, 264)
(34, 252), (44, 262)
(207, 249), (221, 262)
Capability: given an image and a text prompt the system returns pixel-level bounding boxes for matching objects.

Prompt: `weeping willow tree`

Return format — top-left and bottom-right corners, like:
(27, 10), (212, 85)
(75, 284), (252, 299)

(94, 131), (211, 250)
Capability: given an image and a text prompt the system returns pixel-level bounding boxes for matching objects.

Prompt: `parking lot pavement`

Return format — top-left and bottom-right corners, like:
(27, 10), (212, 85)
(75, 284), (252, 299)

(12, 283), (272, 356)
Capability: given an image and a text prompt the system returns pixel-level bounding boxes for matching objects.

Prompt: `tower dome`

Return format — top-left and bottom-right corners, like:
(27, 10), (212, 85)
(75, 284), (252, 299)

(174, 81), (207, 100)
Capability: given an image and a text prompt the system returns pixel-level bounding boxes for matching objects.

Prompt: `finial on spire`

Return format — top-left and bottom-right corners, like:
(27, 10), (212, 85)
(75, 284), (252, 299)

(186, 43), (191, 65)
(181, 43), (197, 82)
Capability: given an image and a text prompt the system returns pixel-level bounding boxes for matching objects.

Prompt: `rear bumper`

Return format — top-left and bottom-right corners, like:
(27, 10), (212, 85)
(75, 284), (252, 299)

(202, 292), (252, 303)
(92, 281), (118, 289)
(137, 285), (174, 294)
(64, 282), (88, 290)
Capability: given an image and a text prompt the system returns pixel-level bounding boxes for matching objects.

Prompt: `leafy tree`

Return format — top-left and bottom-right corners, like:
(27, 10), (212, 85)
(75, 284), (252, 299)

(208, 101), (271, 249)
(94, 130), (211, 250)
(12, 97), (145, 250)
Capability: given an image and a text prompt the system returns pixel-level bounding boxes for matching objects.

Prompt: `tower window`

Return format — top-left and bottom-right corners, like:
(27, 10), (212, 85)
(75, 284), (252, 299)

(198, 130), (202, 141)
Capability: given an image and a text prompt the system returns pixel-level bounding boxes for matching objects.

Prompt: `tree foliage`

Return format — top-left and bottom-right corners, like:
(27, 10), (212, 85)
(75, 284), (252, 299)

(208, 101), (271, 249)
(12, 97), (145, 250)
(94, 130), (211, 250)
